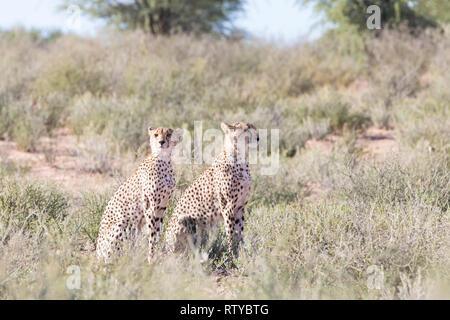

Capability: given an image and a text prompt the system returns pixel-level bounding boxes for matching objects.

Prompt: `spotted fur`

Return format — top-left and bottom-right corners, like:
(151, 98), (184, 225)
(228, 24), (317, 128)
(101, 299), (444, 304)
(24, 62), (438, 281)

(96, 127), (182, 263)
(166, 122), (258, 258)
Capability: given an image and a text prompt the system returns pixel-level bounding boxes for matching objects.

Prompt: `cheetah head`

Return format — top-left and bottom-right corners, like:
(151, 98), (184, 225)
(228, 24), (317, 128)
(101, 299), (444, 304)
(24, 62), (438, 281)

(148, 126), (183, 156)
(221, 122), (259, 160)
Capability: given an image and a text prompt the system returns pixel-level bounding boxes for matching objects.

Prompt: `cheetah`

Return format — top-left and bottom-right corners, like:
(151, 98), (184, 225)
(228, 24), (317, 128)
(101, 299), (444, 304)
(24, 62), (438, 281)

(166, 122), (258, 259)
(96, 126), (183, 263)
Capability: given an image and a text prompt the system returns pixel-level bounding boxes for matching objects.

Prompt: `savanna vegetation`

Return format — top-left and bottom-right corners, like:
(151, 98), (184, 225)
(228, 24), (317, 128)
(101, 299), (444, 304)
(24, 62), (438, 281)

(0, 0), (449, 299)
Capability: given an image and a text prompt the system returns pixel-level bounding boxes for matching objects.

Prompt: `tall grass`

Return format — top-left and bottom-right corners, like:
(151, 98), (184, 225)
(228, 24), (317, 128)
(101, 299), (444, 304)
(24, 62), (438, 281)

(0, 146), (448, 299)
(0, 26), (449, 299)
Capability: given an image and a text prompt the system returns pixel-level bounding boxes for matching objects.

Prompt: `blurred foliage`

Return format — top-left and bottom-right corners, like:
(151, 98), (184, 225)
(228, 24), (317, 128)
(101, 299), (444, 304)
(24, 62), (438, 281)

(299, 0), (444, 34)
(1, 26), (448, 155)
(62, 0), (244, 35)
(0, 27), (62, 43)
(412, 0), (450, 24)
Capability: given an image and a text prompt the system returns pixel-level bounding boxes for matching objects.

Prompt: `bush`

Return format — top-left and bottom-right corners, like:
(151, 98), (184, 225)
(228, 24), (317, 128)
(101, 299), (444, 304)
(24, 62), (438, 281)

(278, 90), (370, 154)
(0, 96), (69, 152)
(31, 36), (111, 97)
(0, 100), (46, 151)
(236, 152), (449, 299)
(78, 192), (111, 245)
(0, 178), (68, 239)
(249, 168), (305, 207)
(394, 92), (450, 151)
(359, 27), (438, 127)
(69, 94), (150, 153)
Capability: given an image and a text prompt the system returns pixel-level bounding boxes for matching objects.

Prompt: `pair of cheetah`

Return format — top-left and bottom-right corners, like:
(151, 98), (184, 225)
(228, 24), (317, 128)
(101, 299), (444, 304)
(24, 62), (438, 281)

(96, 122), (258, 263)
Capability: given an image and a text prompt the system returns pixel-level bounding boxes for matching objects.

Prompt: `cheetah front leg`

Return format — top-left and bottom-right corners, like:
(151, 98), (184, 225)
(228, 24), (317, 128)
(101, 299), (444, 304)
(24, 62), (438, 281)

(142, 197), (161, 263)
(166, 215), (194, 254)
(232, 206), (245, 252)
(221, 200), (242, 260)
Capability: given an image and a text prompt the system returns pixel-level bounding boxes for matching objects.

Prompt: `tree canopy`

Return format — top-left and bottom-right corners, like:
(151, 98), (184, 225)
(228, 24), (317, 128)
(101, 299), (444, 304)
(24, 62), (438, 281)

(63, 0), (244, 35)
(300, 0), (449, 33)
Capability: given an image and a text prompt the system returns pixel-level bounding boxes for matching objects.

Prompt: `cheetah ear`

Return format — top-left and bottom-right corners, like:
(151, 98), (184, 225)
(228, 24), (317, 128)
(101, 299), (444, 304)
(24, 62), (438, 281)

(246, 123), (256, 130)
(221, 122), (232, 133)
(171, 128), (184, 144)
(148, 126), (155, 135)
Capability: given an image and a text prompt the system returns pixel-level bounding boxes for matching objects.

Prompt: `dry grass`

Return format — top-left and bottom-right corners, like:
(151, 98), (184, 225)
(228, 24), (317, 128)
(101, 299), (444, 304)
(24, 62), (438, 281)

(0, 27), (449, 299)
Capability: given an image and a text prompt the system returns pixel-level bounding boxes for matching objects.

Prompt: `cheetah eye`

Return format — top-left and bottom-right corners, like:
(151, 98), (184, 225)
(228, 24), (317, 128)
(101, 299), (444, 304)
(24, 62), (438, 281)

(154, 134), (158, 138)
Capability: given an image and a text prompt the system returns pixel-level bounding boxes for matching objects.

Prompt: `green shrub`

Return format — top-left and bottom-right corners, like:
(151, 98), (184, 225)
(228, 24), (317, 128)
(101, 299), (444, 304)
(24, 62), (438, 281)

(249, 169), (305, 207)
(274, 91), (371, 154)
(294, 91), (371, 131)
(0, 179), (68, 239)
(0, 96), (68, 151)
(33, 62), (106, 97)
(78, 192), (111, 244)
(69, 94), (148, 153)
(31, 37), (110, 97)
(338, 154), (449, 212)
(1, 100), (46, 151)
(236, 152), (449, 299)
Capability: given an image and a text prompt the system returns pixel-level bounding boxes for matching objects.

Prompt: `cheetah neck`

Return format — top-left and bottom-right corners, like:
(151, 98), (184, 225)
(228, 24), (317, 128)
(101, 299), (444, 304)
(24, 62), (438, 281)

(219, 148), (249, 167)
(222, 135), (251, 164)
(150, 149), (172, 162)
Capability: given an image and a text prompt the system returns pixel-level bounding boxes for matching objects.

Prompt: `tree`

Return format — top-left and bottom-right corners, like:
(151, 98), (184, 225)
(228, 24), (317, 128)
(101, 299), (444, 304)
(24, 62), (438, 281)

(412, 0), (450, 24)
(299, 0), (442, 34)
(62, 0), (244, 35)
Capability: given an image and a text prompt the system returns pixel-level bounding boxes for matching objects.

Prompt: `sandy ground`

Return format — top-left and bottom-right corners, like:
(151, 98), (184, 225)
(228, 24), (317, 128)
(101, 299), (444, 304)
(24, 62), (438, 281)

(305, 127), (397, 161)
(304, 127), (397, 198)
(0, 128), (114, 193)
(356, 127), (397, 160)
(0, 127), (397, 194)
